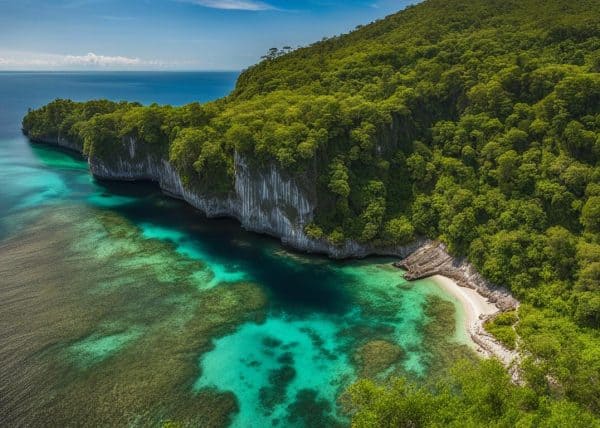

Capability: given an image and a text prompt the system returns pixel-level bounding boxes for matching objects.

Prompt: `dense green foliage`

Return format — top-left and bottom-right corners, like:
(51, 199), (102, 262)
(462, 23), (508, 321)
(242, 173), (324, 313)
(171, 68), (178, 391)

(22, 0), (600, 423)
(484, 311), (518, 349)
(346, 359), (600, 427)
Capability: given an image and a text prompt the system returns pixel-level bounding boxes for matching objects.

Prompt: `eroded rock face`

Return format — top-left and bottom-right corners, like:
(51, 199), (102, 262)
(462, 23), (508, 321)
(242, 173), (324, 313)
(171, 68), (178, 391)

(89, 137), (322, 252)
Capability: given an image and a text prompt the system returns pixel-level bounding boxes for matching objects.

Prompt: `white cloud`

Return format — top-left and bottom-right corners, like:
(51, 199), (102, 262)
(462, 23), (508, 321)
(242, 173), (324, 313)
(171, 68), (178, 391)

(181, 0), (275, 11)
(63, 52), (144, 66)
(0, 51), (164, 69)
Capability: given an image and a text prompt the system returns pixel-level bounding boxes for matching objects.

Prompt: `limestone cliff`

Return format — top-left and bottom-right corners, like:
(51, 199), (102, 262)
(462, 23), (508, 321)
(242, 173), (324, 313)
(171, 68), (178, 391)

(27, 133), (421, 259)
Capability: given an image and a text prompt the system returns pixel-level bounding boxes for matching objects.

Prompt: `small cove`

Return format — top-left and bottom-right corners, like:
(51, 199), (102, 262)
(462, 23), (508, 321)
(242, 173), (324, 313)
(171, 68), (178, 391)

(0, 72), (474, 427)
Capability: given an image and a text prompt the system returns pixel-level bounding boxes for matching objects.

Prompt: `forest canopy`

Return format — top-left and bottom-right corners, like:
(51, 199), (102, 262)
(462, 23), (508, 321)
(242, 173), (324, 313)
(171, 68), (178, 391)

(22, 0), (600, 424)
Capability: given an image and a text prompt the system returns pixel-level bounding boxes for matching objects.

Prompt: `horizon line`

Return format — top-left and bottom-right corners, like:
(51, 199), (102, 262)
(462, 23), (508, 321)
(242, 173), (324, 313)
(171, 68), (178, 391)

(0, 69), (243, 73)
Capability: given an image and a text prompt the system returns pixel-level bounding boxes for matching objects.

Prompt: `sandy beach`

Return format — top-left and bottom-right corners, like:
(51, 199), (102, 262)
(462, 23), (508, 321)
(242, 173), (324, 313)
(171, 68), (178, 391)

(430, 274), (520, 369)
(431, 274), (498, 332)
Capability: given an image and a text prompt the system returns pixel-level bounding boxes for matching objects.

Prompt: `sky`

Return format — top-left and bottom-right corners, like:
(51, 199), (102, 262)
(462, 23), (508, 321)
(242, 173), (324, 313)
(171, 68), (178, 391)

(0, 0), (416, 71)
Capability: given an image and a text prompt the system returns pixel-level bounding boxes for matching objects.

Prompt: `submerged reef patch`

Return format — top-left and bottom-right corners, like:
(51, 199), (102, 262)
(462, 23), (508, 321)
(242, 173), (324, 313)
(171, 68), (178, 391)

(354, 340), (403, 379)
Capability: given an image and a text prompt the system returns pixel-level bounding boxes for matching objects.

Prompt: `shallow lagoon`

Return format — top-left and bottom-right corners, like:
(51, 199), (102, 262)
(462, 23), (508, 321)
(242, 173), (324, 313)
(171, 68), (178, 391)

(0, 72), (473, 427)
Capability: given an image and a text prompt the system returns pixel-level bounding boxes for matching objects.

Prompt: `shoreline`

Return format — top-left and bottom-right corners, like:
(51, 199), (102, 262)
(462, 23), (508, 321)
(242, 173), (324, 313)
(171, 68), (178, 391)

(395, 241), (520, 377)
(430, 274), (498, 344)
(428, 274), (520, 374)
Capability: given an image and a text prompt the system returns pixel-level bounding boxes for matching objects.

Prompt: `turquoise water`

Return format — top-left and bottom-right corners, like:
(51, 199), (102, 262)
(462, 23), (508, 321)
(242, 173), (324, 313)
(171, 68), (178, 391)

(0, 73), (470, 427)
(192, 262), (435, 427)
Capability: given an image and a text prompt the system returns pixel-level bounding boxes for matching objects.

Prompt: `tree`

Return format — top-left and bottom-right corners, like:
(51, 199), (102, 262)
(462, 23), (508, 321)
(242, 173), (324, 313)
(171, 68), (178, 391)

(383, 217), (414, 245)
(581, 196), (600, 233)
(544, 226), (577, 280)
(444, 208), (477, 255)
(328, 158), (350, 198)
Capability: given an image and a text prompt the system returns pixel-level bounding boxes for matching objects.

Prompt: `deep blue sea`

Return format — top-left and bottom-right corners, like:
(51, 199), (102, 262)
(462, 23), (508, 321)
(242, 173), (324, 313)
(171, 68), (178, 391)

(0, 72), (469, 427)
(0, 71), (239, 138)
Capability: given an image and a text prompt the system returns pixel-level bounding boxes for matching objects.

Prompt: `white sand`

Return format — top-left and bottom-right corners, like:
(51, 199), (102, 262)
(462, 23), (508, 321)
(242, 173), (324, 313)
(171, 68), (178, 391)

(431, 274), (498, 330)
(430, 274), (519, 368)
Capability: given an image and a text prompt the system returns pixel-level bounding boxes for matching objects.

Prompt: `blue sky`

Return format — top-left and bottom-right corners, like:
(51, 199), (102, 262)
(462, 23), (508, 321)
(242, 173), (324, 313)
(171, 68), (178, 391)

(0, 0), (415, 70)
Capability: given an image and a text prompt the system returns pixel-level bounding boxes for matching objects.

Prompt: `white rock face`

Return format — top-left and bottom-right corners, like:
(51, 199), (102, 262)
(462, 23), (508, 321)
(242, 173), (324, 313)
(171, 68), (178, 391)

(45, 135), (419, 258)
(233, 152), (312, 242)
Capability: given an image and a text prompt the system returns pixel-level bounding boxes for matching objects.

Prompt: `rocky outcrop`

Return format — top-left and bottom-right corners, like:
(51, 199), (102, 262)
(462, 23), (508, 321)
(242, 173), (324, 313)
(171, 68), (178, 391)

(395, 241), (518, 311)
